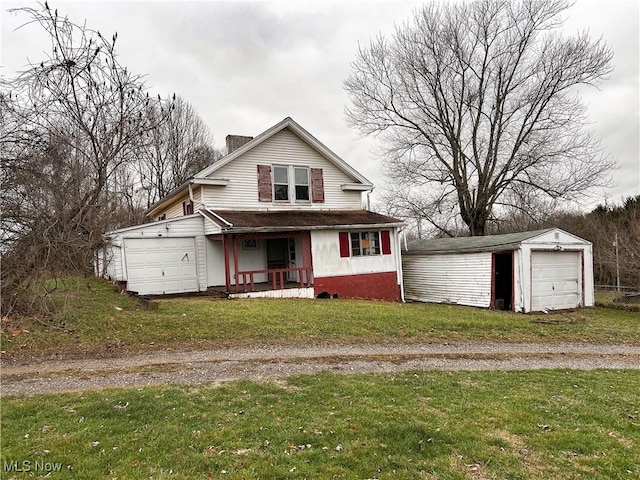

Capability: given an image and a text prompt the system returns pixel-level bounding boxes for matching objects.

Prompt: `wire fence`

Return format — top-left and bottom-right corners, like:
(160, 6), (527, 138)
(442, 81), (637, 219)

(595, 285), (640, 310)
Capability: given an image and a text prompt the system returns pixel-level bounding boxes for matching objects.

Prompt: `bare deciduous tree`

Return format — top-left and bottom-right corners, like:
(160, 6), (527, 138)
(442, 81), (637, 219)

(137, 95), (220, 207)
(5, 3), (161, 225)
(1, 3), (155, 316)
(345, 0), (615, 236)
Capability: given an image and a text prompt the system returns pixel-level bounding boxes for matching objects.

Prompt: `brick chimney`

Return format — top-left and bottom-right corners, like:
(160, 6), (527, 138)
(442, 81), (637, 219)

(226, 135), (253, 153)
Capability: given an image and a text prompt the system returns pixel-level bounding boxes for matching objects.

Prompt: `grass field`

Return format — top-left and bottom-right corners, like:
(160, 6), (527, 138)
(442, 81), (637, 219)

(2, 279), (639, 478)
(2, 278), (639, 359)
(2, 369), (638, 479)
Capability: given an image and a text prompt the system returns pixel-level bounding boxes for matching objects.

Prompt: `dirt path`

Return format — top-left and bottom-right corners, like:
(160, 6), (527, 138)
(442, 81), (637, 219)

(2, 342), (639, 396)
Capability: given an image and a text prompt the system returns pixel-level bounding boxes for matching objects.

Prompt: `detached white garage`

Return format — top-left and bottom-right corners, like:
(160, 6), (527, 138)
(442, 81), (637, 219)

(402, 228), (594, 313)
(98, 214), (207, 296)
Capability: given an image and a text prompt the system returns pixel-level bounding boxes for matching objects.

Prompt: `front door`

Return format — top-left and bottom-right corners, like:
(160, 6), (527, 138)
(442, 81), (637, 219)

(266, 238), (287, 284)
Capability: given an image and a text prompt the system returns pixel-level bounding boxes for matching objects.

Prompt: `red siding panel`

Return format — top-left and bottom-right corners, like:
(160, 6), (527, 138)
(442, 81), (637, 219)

(257, 164), (272, 202)
(339, 232), (350, 257)
(314, 271), (401, 302)
(310, 168), (325, 203)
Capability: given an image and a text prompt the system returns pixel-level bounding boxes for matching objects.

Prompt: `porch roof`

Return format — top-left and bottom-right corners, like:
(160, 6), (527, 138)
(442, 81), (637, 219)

(205, 209), (404, 233)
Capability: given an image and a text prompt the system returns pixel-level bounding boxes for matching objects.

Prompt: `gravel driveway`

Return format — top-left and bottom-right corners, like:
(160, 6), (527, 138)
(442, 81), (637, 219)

(2, 342), (639, 396)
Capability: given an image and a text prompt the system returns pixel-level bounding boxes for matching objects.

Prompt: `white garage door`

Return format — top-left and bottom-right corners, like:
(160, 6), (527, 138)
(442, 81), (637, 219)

(531, 251), (581, 311)
(125, 237), (198, 295)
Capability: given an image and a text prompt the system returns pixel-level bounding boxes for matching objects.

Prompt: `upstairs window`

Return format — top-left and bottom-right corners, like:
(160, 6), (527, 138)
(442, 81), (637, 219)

(273, 165), (310, 202)
(183, 200), (193, 215)
(294, 167), (310, 201)
(258, 164), (324, 204)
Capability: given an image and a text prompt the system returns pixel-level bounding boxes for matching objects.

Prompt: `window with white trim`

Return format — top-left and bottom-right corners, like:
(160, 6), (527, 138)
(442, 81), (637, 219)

(273, 165), (310, 203)
(294, 167), (310, 201)
(350, 231), (381, 256)
(339, 230), (392, 258)
(273, 166), (289, 201)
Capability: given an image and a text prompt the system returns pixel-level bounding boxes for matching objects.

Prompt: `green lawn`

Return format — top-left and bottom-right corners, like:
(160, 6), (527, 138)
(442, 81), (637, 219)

(2, 370), (638, 479)
(2, 278), (639, 359)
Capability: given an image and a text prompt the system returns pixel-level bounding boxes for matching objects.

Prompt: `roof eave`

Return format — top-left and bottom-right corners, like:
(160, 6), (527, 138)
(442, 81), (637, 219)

(220, 222), (405, 235)
(403, 242), (522, 255)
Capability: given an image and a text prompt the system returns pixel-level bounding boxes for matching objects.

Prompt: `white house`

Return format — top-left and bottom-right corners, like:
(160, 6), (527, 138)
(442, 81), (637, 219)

(99, 117), (405, 301)
(402, 228), (594, 313)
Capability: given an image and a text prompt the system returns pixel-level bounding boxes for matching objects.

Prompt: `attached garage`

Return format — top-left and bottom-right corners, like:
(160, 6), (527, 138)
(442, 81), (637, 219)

(99, 214), (208, 296)
(125, 237), (199, 295)
(402, 228), (594, 313)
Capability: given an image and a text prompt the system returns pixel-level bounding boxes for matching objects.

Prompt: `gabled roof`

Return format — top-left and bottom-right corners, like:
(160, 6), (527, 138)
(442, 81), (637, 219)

(403, 229), (555, 254)
(147, 117), (372, 216)
(198, 117), (372, 185)
(204, 209), (403, 234)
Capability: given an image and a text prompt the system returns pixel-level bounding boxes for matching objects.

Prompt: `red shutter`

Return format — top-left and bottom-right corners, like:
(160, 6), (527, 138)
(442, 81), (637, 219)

(381, 230), (391, 255)
(257, 164), (272, 202)
(339, 232), (350, 258)
(311, 168), (325, 203)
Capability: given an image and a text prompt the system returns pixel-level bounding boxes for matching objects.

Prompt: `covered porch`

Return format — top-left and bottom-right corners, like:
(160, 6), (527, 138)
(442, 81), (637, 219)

(212, 230), (314, 294)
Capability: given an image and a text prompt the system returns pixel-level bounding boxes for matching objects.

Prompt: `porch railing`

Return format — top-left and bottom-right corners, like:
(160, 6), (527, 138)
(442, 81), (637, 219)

(234, 267), (313, 293)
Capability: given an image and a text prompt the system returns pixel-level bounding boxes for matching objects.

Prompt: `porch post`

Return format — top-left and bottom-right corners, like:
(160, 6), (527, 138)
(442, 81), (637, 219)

(223, 234), (231, 292)
(301, 232), (313, 286)
(233, 236), (240, 291)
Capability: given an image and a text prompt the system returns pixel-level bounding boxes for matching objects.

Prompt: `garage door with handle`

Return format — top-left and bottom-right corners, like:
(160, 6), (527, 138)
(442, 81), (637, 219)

(531, 251), (581, 311)
(125, 237), (199, 295)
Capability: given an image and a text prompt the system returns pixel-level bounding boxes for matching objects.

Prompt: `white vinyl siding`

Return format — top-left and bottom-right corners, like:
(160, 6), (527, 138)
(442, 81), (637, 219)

(206, 239), (226, 287)
(163, 195), (190, 219)
(156, 187), (202, 220)
(202, 129), (363, 210)
(96, 245), (121, 281)
(403, 252), (492, 308)
(311, 230), (398, 278)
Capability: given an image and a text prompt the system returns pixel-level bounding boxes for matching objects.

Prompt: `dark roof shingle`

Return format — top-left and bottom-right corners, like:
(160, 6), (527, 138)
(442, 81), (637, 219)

(206, 209), (403, 232)
(404, 229), (553, 254)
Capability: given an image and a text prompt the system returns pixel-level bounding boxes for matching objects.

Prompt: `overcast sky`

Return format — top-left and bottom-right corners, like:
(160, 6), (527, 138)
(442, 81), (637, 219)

(2, 0), (638, 211)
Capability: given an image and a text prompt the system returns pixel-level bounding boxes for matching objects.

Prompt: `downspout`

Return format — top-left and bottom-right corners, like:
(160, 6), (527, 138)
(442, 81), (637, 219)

(188, 182), (207, 211)
(396, 227), (405, 302)
(366, 186), (374, 211)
